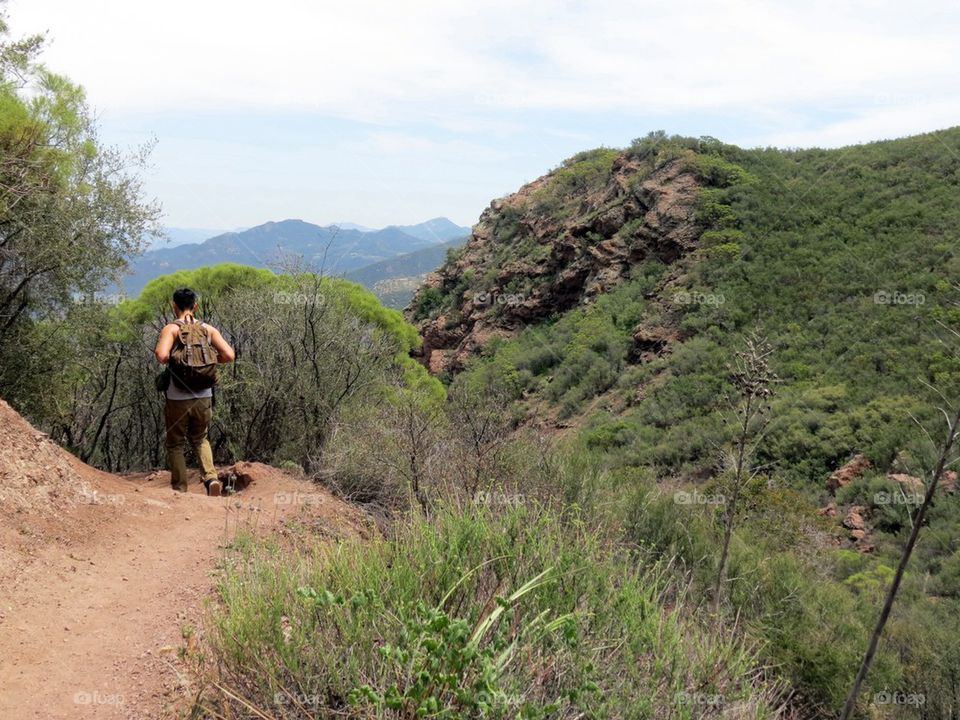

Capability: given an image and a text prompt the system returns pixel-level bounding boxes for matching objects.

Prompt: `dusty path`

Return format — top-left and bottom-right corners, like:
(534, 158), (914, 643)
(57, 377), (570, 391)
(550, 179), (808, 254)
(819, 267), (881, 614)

(0, 403), (366, 720)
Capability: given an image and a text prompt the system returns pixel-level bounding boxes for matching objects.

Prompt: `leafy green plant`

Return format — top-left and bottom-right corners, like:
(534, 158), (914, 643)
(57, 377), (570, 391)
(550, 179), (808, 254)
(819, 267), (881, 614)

(205, 504), (780, 719)
(343, 569), (592, 719)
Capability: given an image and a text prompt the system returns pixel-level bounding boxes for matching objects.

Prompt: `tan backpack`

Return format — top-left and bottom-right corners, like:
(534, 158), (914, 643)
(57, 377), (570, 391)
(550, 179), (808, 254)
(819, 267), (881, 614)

(169, 319), (219, 391)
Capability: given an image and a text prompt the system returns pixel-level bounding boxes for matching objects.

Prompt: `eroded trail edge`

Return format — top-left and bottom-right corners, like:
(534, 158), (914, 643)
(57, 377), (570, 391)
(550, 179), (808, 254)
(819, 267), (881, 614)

(0, 401), (365, 719)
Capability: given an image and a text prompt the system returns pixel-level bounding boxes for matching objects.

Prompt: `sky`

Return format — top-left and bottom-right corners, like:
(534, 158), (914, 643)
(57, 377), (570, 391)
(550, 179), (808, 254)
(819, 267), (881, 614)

(9, 0), (960, 231)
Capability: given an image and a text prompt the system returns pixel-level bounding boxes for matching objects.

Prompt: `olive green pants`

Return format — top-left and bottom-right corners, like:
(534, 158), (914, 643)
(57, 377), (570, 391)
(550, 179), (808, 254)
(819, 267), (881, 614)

(164, 397), (217, 492)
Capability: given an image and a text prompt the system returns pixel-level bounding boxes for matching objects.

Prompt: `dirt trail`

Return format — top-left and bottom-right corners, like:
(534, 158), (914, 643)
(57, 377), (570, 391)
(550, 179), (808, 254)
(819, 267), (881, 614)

(0, 401), (366, 719)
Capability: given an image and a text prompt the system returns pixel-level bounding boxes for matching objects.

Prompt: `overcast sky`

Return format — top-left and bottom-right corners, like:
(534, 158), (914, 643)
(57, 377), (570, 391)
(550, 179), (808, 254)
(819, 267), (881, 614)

(10, 0), (960, 231)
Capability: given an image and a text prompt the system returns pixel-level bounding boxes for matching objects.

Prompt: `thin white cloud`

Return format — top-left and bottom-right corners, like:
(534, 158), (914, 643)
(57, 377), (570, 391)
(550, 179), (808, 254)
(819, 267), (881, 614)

(11, 0), (960, 228)
(752, 97), (960, 149)
(11, 0), (959, 125)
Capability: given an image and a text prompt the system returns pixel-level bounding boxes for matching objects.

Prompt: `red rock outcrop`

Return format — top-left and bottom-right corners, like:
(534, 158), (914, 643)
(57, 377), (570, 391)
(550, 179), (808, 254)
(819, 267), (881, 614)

(943, 470), (958, 494)
(888, 473), (925, 495)
(409, 153), (704, 374)
(827, 454), (871, 494)
(816, 502), (837, 517)
(843, 505), (875, 552)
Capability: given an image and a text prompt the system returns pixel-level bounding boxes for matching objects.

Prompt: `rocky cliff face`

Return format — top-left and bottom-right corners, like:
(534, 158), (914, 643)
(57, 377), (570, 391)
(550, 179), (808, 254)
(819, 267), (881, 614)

(408, 147), (705, 374)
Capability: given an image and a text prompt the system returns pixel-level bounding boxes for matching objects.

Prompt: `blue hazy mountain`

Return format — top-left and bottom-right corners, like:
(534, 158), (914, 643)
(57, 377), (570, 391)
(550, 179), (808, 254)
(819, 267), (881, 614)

(331, 221), (374, 232)
(386, 217), (470, 244)
(119, 217), (470, 296)
(344, 236), (468, 308)
(145, 227), (231, 251)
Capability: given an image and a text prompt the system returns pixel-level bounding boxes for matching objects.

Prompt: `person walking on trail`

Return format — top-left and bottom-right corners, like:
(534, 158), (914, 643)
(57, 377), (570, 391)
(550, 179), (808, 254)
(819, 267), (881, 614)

(154, 288), (235, 496)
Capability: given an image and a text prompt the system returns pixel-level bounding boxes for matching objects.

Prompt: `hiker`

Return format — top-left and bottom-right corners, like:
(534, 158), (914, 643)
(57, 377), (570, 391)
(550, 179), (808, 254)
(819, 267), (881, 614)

(154, 288), (235, 496)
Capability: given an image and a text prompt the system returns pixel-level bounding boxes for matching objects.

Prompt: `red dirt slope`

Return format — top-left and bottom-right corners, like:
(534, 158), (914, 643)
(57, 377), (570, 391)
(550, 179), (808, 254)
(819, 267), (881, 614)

(0, 399), (369, 719)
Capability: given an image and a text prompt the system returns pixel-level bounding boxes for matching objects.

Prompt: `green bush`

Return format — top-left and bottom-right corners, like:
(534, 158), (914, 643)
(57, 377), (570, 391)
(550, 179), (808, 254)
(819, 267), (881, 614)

(207, 504), (780, 718)
(623, 484), (720, 587)
(411, 286), (448, 321)
(727, 545), (901, 712)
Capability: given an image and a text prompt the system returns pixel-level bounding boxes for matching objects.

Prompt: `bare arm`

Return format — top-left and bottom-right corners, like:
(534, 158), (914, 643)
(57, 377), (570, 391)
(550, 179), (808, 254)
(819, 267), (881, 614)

(205, 325), (236, 363)
(154, 324), (179, 364)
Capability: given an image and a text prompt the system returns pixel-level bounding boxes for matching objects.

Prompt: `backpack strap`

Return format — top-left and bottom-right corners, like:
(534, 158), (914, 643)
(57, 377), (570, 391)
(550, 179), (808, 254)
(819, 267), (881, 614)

(173, 317), (209, 339)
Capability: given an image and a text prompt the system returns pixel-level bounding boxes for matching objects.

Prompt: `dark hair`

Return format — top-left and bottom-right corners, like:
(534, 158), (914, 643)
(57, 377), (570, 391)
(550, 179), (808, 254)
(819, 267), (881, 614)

(172, 287), (198, 312)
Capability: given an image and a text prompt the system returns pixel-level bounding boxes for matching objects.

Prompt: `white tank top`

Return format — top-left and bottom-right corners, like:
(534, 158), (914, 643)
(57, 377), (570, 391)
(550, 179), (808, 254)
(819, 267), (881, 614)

(166, 319), (214, 400)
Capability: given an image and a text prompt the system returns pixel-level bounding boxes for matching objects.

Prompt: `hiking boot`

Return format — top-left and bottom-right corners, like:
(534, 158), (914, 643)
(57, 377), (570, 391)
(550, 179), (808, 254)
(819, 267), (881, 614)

(206, 479), (222, 497)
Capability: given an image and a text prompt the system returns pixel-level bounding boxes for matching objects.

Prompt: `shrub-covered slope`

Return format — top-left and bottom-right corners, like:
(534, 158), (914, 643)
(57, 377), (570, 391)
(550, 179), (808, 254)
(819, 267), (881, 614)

(409, 129), (960, 486)
(404, 130), (960, 717)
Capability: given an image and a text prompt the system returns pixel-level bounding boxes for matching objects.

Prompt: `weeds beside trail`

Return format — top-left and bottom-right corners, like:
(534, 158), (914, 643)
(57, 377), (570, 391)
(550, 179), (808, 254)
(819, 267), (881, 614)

(200, 503), (781, 719)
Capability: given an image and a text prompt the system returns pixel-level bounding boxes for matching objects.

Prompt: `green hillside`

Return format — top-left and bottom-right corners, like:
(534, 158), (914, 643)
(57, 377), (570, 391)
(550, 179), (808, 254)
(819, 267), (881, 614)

(413, 129), (960, 483)
(406, 129), (960, 717)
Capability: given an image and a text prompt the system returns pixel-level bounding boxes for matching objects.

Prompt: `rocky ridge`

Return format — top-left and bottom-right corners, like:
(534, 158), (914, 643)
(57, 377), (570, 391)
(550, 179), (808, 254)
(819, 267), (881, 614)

(409, 149), (705, 374)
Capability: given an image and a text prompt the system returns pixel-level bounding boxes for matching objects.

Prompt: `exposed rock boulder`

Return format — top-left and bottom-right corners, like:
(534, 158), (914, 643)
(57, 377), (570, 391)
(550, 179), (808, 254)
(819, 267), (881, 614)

(631, 324), (680, 362)
(827, 454), (871, 494)
(843, 505), (867, 531)
(943, 470), (958, 494)
(427, 349), (446, 375)
(816, 502), (837, 517)
(843, 505), (875, 553)
(885, 471), (957, 497)
(887, 473), (925, 496)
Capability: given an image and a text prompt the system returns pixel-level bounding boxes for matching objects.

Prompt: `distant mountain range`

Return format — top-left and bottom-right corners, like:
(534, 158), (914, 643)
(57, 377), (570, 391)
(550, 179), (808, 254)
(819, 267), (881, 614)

(344, 237), (467, 309)
(145, 227), (234, 251)
(119, 217), (470, 297)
